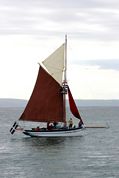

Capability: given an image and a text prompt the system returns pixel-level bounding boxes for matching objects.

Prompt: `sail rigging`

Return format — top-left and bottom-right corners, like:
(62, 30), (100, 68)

(19, 38), (82, 124)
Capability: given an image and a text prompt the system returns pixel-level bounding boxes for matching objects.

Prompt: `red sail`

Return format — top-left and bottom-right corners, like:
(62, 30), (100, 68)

(68, 87), (84, 124)
(19, 66), (65, 123)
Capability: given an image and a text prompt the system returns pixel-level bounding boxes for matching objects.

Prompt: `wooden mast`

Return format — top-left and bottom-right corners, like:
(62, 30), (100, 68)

(64, 34), (67, 82)
(62, 35), (67, 123)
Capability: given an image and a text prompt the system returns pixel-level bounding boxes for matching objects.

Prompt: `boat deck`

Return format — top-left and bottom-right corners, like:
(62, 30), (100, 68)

(25, 127), (83, 132)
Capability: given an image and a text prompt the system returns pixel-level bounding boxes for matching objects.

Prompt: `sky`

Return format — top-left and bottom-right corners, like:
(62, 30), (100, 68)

(0, 0), (119, 100)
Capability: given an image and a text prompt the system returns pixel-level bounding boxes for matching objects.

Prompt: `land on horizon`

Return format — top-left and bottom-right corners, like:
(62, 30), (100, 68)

(0, 98), (119, 107)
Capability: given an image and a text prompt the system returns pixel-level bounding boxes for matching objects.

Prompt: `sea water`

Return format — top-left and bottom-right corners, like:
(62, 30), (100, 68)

(0, 107), (119, 178)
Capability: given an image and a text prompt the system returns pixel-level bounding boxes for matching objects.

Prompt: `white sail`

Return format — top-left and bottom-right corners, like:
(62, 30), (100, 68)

(42, 44), (64, 85)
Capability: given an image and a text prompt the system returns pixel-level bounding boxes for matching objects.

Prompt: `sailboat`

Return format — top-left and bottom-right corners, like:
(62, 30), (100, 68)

(10, 35), (84, 137)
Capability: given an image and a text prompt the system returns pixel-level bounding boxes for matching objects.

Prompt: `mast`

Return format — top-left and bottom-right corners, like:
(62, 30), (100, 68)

(64, 34), (67, 82)
(62, 35), (68, 123)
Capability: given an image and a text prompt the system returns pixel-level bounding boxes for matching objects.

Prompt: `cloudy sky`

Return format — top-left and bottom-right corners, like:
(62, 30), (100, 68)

(0, 0), (119, 99)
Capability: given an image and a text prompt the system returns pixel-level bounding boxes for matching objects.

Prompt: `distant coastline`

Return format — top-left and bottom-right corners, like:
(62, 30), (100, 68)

(0, 98), (119, 107)
(75, 99), (119, 107)
(0, 98), (27, 107)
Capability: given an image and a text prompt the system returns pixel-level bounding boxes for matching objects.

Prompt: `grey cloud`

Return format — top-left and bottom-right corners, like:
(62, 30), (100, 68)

(1, 0), (119, 10)
(78, 59), (119, 71)
(0, 0), (119, 41)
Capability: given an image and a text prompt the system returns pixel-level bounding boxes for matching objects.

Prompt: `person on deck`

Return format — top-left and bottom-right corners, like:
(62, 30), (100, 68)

(35, 126), (40, 131)
(78, 120), (82, 128)
(68, 118), (73, 129)
(53, 122), (58, 128)
(47, 122), (53, 130)
(78, 120), (84, 129)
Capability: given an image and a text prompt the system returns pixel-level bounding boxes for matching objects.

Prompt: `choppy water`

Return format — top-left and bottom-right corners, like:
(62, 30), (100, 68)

(0, 107), (119, 178)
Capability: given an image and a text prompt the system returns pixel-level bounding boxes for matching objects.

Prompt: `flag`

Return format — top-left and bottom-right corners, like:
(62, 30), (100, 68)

(10, 121), (18, 134)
